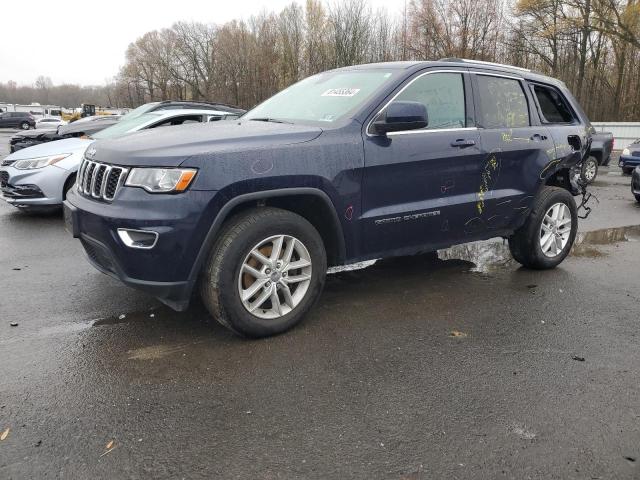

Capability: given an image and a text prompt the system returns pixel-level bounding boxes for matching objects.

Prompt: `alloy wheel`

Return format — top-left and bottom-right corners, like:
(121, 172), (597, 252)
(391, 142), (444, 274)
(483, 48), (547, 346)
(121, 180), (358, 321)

(584, 159), (597, 181)
(237, 234), (312, 319)
(540, 202), (572, 257)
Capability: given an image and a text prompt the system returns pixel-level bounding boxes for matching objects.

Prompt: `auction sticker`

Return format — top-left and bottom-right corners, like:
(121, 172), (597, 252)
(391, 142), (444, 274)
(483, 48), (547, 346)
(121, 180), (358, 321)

(322, 88), (360, 97)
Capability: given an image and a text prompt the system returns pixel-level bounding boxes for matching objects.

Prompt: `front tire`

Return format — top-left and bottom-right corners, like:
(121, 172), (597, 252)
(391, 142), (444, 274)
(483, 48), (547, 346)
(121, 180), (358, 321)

(580, 156), (598, 183)
(508, 186), (578, 269)
(20, 121), (30, 130)
(200, 207), (327, 337)
(635, 194), (640, 204)
(622, 167), (634, 175)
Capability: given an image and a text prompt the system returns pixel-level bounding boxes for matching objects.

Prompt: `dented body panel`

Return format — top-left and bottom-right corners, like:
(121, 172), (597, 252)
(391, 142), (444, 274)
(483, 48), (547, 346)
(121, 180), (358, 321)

(64, 60), (591, 310)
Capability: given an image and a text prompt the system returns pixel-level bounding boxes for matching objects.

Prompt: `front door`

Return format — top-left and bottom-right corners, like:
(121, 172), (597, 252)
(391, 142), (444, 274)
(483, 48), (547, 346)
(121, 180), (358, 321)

(361, 70), (485, 257)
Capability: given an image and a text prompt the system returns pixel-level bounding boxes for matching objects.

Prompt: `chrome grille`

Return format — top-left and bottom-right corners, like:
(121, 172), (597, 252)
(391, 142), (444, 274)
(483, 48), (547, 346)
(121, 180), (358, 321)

(77, 159), (128, 201)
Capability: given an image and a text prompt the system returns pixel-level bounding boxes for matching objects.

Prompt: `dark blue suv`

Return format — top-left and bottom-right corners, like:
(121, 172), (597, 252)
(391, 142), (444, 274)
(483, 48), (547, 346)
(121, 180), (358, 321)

(64, 59), (592, 337)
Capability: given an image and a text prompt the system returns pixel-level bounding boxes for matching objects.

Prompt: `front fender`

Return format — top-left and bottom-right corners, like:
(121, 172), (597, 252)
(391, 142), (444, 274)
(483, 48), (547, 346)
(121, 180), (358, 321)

(185, 185), (347, 290)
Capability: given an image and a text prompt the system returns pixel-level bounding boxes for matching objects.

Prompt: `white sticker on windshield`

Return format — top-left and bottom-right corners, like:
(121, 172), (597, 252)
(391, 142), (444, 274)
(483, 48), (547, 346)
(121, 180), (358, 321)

(322, 88), (361, 97)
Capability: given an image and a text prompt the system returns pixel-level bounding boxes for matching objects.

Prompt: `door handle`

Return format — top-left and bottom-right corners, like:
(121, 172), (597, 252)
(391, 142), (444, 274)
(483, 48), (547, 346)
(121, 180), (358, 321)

(530, 133), (548, 141)
(451, 139), (476, 148)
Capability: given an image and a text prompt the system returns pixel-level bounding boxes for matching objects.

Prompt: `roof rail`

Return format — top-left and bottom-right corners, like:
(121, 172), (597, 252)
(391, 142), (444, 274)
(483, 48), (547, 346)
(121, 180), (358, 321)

(157, 100), (244, 110)
(439, 58), (531, 73)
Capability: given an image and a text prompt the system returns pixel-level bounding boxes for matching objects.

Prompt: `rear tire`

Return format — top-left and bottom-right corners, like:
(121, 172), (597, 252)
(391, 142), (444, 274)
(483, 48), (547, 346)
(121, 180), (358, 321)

(508, 186), (578, 269)
(580, 156), (598, 183)
(200, 207), (327, 338)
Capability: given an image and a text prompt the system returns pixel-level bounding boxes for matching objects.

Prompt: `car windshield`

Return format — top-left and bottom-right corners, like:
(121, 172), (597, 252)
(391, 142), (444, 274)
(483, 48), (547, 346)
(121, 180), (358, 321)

(244, 69), (400, 124)
(91, 112), (162, 139)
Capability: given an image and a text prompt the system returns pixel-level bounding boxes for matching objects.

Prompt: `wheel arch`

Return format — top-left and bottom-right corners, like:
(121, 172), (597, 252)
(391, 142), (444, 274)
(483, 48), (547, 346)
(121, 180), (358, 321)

(188, 187), (347, 288)
(62, 172), (77, 200)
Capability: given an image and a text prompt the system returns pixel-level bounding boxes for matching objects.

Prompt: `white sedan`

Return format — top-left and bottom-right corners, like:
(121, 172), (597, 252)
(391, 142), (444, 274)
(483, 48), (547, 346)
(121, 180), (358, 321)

(35, 117), (67, 130)
(0, 107), (233, 212)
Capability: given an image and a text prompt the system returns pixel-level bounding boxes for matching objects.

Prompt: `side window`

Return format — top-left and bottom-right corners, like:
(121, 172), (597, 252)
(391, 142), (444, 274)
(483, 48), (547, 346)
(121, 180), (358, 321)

(476, 75), (529, 128)
(149, 115), (204, 128)
(392, 72), (466, 130)
(531, 84), (574, 123)
(208, 115), (222, 122)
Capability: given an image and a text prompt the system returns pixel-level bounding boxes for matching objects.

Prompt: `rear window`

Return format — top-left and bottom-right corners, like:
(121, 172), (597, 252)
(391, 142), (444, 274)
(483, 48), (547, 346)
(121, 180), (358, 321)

(476, 75), (529, 128)
(532, 84), (574, 123)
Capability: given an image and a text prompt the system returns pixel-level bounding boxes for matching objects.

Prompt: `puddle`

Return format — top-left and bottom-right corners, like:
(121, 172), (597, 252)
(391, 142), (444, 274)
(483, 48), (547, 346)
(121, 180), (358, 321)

(572, 225), (640, 257)
(438, 240), (514, 273)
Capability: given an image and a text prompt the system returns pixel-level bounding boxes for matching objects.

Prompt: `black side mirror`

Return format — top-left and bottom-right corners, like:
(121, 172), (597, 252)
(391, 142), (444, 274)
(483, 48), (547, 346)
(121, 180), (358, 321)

(373, 101), (428, 136)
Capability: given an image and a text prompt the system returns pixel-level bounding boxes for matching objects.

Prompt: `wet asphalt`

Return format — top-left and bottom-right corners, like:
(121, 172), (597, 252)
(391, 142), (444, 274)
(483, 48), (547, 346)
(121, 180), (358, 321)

(1, 129), (640, 479)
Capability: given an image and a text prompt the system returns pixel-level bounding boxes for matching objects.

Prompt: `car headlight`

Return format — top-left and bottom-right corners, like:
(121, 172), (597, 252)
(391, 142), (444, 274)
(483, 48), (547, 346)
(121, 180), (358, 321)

(623, 148), (631, 156)
(125, 168), (197, 193)
(13, 154), (71, 170)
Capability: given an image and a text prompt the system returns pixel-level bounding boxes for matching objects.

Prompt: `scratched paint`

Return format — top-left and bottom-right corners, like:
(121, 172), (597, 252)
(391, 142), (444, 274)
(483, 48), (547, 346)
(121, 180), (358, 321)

(477, 154), (500, 214)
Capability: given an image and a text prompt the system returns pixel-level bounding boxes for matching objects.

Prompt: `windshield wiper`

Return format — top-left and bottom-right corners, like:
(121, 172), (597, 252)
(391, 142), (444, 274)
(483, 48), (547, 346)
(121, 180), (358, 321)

(248, 117), (293, 124)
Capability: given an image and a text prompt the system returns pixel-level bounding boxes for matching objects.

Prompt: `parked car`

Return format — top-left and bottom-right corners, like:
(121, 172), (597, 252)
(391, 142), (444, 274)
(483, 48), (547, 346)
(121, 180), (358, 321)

(581, 129), (614, 183)
(8, 116), (122, 153)
(619, 140), (640, 174)
(57, 115), (121, 136)
(35, 117), (67, 130)
(632, 167), (640, 202)
(1, 106), (241, 212)
(64, 59), (591, 338)
(0, 112), (36, 130)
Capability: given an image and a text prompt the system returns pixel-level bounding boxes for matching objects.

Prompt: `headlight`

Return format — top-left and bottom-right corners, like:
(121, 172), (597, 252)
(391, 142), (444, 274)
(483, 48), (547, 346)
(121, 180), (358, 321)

(13, 154), (71, 170)
(623, 148), (631, 156)
(125, 168), (197, 193)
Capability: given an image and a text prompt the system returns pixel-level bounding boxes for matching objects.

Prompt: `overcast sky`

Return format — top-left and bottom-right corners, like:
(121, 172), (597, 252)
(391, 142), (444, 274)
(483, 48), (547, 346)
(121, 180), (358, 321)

(0, 0), (404, 86)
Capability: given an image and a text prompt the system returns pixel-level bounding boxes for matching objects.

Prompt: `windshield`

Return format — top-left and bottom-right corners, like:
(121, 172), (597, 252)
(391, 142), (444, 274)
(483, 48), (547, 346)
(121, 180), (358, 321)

(91, 112), (162, 139)
(244, 69), (399, 124)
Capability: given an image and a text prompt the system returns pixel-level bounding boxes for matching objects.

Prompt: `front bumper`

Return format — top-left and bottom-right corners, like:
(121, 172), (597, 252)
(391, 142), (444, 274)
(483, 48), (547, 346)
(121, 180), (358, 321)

(0, 164), (69, 207)
(64, 187), (218, 311)
(619, 155), (640, 169)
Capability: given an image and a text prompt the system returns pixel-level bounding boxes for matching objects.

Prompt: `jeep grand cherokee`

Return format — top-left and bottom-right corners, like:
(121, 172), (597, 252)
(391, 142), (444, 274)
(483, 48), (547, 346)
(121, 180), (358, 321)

(64, 59), (592, 337)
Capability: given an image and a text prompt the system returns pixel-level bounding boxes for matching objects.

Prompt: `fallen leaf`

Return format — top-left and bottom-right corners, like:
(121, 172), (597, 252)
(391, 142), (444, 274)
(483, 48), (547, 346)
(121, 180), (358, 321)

(1, 428), (9, 440)
(450, 330), (467, 338)
(106, 440), (114, 449)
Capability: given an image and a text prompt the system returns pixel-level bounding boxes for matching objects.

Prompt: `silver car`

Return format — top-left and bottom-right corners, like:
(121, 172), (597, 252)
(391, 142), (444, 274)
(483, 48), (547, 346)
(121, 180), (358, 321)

(1, 108), (233, 212)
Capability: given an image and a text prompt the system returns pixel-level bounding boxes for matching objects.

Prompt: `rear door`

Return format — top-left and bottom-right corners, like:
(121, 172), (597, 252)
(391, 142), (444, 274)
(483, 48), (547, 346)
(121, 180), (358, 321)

(0, 113), (8, 127)
(527, 82), (589, 170)
(361, 69), (486, 256)
(470, 71), (556, 233)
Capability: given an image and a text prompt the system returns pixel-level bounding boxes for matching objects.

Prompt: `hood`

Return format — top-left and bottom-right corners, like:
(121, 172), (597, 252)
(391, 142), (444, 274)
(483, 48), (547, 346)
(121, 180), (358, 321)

(90, 120), (323, 167)
(4, 137), (93, 161)
(11, 130), (53, 139)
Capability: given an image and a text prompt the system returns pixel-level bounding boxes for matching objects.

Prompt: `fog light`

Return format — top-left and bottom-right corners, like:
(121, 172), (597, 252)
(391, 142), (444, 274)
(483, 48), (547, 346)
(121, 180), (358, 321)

(117, 228), (158, 249)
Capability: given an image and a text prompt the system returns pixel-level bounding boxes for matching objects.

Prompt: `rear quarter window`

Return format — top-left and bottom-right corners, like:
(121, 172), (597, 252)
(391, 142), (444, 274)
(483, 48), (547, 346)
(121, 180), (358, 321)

(531, 84), (575, 123)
